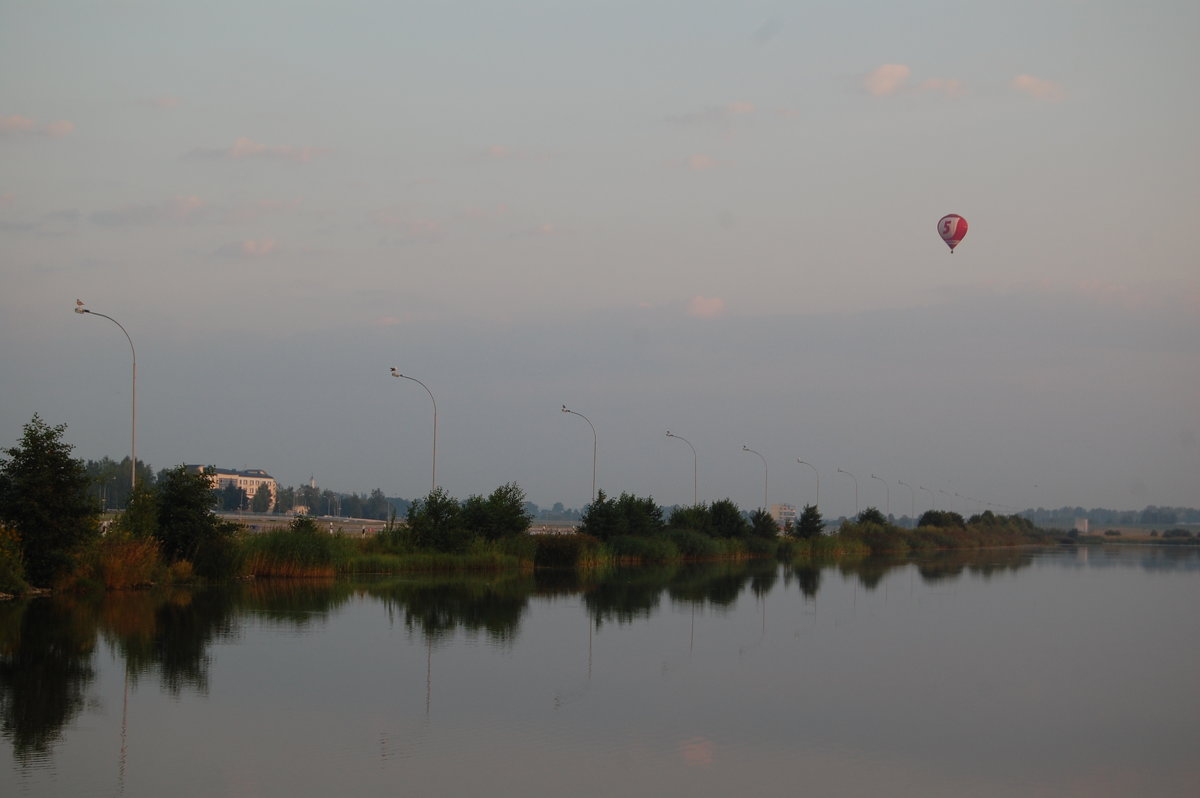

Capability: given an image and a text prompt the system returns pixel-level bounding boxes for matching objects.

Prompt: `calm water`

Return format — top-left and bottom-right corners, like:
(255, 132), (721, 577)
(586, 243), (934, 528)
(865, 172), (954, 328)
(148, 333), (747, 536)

(2, 546), (1197, 797)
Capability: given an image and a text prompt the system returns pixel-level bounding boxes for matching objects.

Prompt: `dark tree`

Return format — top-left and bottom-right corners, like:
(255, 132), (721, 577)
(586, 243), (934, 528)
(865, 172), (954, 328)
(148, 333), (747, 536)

(792, 504), (825, 540)
(857, 507), (887, 526)
(0, 416), (98, 586)
(154, 466), (237, 576)
(710, 499), (750, 539)
(406, 487), (467, 552)
(668, 504), (713, 536)
(749, 508), (779, 539)
(250, 483), (272, 513)
(917, 510), (966, 529)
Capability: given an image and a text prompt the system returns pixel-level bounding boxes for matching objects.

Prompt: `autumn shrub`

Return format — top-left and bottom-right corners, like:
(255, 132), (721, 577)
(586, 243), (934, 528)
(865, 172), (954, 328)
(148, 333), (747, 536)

(0, 524), (27, 594)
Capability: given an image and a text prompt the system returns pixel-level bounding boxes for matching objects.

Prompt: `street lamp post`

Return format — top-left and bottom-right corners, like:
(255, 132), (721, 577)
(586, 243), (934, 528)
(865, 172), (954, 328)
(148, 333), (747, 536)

(920, 485), (935, 511)
(74, 301), (137, 493)
(897, 480), (916, 526)
(836, 468), (859, 516)
(390, 368), (438, 493)
(870, 473), (890, 518)
(796, 459), (819, 509)
(665, 431), (697, 506)
(561, 405), (596, 503)
(742, 445), (768, 509)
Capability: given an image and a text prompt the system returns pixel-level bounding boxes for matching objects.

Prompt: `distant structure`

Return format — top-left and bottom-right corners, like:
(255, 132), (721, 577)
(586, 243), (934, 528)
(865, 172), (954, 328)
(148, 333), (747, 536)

(770, 502), (797, 531)
(1074, 517), (1089, 534)
(187, 465), (278, 511)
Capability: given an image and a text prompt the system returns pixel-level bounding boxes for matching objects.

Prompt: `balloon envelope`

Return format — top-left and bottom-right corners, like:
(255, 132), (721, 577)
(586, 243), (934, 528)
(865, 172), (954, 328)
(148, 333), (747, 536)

(937, 214), (968, 252)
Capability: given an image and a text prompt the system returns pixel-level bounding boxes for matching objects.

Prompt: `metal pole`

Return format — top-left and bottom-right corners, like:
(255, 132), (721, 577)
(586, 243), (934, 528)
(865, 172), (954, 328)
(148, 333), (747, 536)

(796, 459), (819, 509)
(391, 368), (438, 493)
(897, 480), (916, 526)
(870, 473), (889, 518)
(743, 445), (768, 509)
(562, 405), (596, 503)
(75, 301), (136, 494)
(666, 431), (698, 506)
(836, 468), (859, 516)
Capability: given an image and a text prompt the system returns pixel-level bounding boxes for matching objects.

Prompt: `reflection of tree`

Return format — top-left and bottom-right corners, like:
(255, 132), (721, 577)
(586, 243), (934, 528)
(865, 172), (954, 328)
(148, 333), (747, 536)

(786, 564), (822, 599)
(915, 549), (1036, 584)
(104, 588), (239, 696)
(838, 557), (900, 590)
(370, 577), (533, 645)
(0, 598), (97, 762)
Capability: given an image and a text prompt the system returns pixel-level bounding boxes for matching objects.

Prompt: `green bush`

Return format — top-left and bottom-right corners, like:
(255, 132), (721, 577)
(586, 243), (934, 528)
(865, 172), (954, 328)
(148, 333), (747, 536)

(242, 517), (354, 577)
(665, 528), (720, 559)
(606, 535), (678, 564)
(534, 533), (601, 568)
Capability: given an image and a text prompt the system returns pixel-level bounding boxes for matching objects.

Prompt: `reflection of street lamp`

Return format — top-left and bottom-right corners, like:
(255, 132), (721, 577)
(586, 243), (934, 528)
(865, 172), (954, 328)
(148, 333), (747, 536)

(796, 459), (819, 509)
(391, 368), (438, 493)
(743, 445), (768, 509)
(74, 300), (137, 493)
(870, 473), (890, 518)
(836, 468), (859, 515)
(897, 480), (916, 526)
(562, 405), (596, 503)
(666, 431), (697, 506)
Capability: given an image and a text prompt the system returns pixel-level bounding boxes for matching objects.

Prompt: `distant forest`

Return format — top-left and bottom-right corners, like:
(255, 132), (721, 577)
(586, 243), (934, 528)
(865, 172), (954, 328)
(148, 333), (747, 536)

(82, 456), (1196, 528)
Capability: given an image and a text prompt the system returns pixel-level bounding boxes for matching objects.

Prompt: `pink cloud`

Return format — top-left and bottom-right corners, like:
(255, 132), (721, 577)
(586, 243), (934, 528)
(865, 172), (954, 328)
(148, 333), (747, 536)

(864, 64), (911, 96)
(1, 115), (73, 137)
(679, 737), (715, 766)
(44, 120), (75, 138)
(686, 154), (716, 171)
(90, 195), (207, 226)
(150, 96), (181, 109)
(1012, 74), (1065, 101)
(667, 102), (756, 126)
(215, 238), (279, 258)
(188, 137), (326, 163)
(687, 295), (726, 319)
(0, 115), (37, 134)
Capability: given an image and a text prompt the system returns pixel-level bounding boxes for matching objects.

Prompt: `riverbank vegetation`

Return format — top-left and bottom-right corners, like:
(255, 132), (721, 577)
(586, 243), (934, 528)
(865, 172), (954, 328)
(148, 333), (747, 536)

(0, 414), (1175, 597)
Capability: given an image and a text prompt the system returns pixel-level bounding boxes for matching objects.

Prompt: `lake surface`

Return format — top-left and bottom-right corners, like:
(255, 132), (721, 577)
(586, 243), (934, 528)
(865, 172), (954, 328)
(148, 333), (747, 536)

(3, 545), (1198, 797)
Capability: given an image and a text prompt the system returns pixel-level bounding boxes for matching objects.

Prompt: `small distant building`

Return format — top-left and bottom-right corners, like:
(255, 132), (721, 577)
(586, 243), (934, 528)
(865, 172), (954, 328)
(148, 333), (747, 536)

(1074, 518), (1089, 534)
(770, 503), (797, 531)
(188, 465), (278, 511)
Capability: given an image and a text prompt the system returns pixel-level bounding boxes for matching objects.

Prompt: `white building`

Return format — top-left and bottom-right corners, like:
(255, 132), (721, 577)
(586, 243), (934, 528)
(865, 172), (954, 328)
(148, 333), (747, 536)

(188, 465), (278, 510)
(770, 503), (797, 531)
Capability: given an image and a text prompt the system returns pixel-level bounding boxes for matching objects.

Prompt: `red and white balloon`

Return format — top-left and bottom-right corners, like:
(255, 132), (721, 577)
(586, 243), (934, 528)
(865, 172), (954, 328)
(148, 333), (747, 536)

(937, 214), (968, 253)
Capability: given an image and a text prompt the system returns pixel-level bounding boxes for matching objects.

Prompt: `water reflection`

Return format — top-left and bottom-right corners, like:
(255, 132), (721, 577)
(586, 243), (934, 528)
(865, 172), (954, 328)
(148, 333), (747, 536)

(2, 544), (1198, 782)
(0, 598), (97, 763)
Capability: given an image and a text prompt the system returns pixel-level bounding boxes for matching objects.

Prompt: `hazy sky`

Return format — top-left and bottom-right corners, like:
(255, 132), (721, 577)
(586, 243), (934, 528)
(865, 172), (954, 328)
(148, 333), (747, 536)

(3, 0), (1197, 517)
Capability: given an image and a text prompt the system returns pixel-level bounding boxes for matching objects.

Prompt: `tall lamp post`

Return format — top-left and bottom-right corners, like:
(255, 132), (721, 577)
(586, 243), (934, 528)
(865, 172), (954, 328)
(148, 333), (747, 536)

(920, 485), (935, 511)
(665, 431), (697, 506)
(836, 468), (859, 516)
(742, 445), (768, 509)
(391, 368), (438, 493)
(561, 405), (596, 503)
(870, 473), (890, 518)
(796, 459), (819, 509)
(74, 300), (137, 493)
(897, 480), (916, 526)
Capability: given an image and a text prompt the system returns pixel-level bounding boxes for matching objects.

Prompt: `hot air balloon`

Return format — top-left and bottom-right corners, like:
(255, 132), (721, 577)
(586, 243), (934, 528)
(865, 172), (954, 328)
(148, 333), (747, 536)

(937, 214), (968, 253)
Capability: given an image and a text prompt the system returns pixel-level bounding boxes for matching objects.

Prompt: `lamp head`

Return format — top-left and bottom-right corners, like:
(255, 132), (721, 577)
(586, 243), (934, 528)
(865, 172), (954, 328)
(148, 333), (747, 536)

(561, 404), (568, 413)
(390, 367), (400, 377)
